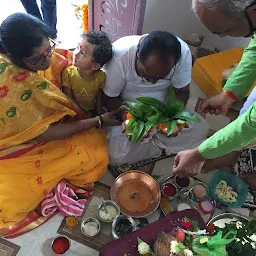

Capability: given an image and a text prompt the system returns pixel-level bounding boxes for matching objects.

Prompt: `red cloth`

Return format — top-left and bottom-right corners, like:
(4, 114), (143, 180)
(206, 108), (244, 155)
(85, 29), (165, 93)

(100, 209), (206, 256)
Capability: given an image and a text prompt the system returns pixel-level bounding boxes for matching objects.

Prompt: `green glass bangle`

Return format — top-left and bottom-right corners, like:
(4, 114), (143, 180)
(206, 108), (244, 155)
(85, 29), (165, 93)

(98, 115), (104, 127)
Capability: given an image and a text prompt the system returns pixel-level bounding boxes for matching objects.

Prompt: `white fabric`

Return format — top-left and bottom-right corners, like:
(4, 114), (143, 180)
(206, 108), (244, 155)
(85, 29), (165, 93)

(106, 109), (209, 165)
(103, 35), (192, 103)
(103, 34), (208, 165)
(240, 86), (256, 115)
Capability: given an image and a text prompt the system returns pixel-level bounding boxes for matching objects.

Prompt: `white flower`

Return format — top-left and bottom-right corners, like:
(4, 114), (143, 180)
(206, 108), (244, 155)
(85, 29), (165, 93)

(138, 242), (150, 255)
(236, 221), (243, 229)
(251, 243), (256, 250)
(170, 241), (180, 254)
(184, 249), (194, 256)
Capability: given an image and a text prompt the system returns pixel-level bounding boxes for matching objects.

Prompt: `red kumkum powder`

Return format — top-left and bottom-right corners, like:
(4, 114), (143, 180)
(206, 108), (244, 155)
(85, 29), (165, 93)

(163, 183), (177, 197)
(52, 237), (70, 254)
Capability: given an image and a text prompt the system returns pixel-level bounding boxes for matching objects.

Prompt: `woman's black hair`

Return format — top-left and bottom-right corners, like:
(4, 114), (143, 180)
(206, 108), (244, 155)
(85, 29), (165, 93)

(0, 13), (51, 67)
(81, 30), (113, 67)
(138, 31), (182, 65)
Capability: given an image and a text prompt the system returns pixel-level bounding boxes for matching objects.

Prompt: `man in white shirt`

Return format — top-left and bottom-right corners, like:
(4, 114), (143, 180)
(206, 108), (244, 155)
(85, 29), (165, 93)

(103, 31), (209, 165)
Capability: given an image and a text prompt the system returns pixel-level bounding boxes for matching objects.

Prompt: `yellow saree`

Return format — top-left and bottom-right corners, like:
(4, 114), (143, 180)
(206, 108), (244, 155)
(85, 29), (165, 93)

(0, 51), (108, 233)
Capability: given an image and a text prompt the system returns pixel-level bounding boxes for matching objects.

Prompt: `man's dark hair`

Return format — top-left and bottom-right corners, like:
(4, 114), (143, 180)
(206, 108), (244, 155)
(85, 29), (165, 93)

(82, 30), (113, 67)
(0, 13), (51, 67)
(138, 31), (182, 65)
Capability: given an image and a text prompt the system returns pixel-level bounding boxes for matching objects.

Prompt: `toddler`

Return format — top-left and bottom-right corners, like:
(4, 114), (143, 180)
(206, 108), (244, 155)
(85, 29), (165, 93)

(62, 30), (112, 118)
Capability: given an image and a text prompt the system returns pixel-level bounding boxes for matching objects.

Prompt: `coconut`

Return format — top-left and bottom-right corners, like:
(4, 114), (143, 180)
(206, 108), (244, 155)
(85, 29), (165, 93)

(153, 233), (183, 256)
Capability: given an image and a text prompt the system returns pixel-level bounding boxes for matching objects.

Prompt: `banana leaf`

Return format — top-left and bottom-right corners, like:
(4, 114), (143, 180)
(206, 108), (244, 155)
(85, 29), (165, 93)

(167, 120), (177, 136)
(132, 120), (145, 143)
(137, 97), (167, 113)
(166, 87), (176, 109)
(174, 111), (201, 122)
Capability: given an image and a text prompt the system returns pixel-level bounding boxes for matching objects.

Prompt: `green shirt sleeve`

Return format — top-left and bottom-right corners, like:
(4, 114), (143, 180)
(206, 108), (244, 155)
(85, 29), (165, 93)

(199, 102), (256, 159)
(224, 39), (256, 100)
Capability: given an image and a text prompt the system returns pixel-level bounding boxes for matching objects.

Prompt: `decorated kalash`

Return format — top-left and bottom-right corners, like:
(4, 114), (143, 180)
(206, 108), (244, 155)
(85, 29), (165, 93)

(59, 88), (255, 256)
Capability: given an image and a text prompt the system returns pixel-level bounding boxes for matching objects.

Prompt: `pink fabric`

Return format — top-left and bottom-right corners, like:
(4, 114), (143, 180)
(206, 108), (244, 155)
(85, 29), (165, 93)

(41, 182), (86, 217)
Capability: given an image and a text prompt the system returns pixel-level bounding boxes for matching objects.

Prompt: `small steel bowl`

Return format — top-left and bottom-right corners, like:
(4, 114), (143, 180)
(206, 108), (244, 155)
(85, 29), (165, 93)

(179, 188), (193, 201)
(98, 200), (120, 223)
(112, 215), (137, 240)
(161, 182), (178, 200)
(174, 175), (190, 189)
(51, 235), (71, 255)
(81, 217), (101, 237)
(191, 182), (209, 201)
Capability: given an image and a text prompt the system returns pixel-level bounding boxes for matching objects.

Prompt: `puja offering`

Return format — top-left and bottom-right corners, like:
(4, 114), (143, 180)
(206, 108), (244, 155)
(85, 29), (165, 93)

(192, 183), (208, 200)
(198, 199), (215, 214)
(175, 175), (190, 188)
(209, 171), (248, 208)
(160, 175), (215, 223)
(81, 217), (100, 237)
(112, 215), (137, 239)
(98, 200), (120, 223)
(208, 213), (256, 256)
(52, 236), (70, 255)
(65, 216), (79, 228)
(110, 171), (160, 218)
(161, 182), (177, 199)
(123, 215), (237, 256)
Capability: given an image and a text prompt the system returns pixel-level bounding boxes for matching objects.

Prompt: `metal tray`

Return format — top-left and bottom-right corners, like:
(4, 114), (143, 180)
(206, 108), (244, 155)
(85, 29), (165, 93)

(160, 175), (215, 223)
(208, 213), (249, 226)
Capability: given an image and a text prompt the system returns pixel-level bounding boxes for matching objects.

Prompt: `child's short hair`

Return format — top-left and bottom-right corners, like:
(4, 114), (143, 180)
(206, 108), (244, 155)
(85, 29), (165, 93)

(82, 30), (113, 67)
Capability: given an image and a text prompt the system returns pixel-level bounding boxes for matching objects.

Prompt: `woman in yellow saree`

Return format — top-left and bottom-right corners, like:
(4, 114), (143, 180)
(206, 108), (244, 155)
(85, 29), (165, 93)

(0, 13), (120, 237)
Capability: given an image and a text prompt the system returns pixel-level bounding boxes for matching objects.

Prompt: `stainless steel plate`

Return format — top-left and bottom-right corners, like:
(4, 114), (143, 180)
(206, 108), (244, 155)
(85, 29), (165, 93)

(208, 213), (249, 226)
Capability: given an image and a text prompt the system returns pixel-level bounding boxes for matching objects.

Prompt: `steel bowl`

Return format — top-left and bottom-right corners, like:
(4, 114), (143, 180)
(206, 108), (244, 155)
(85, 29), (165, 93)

(98, 200), (120, 223)
(161, 182), (178, 200)
(51, 235), (71, 255)
(112, 215), (137, 240)
(81, 217), (101, 237)
(110, 170), (161, 218)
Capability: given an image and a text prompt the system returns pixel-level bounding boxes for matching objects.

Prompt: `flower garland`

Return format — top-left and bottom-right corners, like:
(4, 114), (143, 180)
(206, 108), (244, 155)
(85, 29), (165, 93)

(82, 3), (88, 33)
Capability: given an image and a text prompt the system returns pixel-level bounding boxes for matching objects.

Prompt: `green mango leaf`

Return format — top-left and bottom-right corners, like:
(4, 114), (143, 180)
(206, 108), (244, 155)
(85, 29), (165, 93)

(167, 120), (177, 136)
(174, 99), (185, 113)
(137, 97), (167, 113)
(174, 111), (201, 122)
(132, 121), (145, 143)
(147, 113), (162, 125)
(159, 116), (170, 124)
(125, 118), (136, 135)
(177, 119), (186, 124)
(166, 87), (176, 109)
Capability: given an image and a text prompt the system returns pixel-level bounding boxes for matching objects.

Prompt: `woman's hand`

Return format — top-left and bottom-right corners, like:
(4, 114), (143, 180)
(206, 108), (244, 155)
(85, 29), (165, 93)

(101, 111), (122, 126)
(173, 147), (206, 177)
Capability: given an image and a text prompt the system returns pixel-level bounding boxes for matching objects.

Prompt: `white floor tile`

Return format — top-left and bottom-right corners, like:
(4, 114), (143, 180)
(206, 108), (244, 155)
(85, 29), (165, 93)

(99, 170), (115, 186)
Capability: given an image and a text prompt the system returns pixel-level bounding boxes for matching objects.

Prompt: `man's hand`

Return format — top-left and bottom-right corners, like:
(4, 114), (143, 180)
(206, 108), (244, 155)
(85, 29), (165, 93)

(173, 148), (206, 177)
(200, 91), (235, 115)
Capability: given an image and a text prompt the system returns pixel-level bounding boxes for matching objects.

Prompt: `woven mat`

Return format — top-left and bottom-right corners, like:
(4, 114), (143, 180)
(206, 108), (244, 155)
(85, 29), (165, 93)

(0, 238), (20, 256)
(109, 98), (239, 178)
(57, 182), (162, 251)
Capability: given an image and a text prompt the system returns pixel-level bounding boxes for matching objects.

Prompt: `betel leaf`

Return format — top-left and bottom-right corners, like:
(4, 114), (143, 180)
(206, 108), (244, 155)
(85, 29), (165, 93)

(137, 97), (167, 113)
(167, 120), (177, 136)
(174, 111), (201, 122)
(132, 120), (145, 143)
(166, 87), (176, 109)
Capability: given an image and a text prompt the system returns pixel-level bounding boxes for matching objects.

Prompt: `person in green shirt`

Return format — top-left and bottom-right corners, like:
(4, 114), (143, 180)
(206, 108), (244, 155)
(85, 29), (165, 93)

(173, 0), (256, 190)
